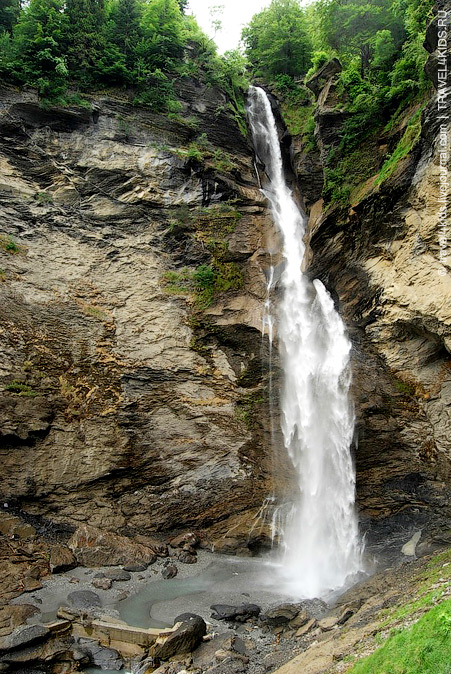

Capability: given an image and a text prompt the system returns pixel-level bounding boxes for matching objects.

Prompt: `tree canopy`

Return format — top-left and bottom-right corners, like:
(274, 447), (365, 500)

(242, 0), (313, 79)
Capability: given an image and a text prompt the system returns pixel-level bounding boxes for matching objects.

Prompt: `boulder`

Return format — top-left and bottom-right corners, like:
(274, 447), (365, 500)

(103, 569), (132, 582)
(261, 603), (300, 626)
(169, 532), (200, 548)
(68, 525), (157, 566)
(75, 637), (123, 670)
(92, 578), (113, 591)
(0, 625), (49, 652)
(67, 590), (101, 610)
(49, 545), (77, 574)
(0, 605), (40, 639)
(318, 615), (339, 631)
(210, 604), (261, 622)
(177, 551), (197, 564)
(134, 536), (168, 558)
(150, 614), (206, 660)
(306, 58), (342, 98)
(162, 565), (178, 580)
(193, 633), (248, 671)
(290, 609), (310, 628)
(295, 618), (317, 638)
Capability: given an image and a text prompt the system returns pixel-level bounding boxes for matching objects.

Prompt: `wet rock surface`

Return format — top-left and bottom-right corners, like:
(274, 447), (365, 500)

(67, 590), (101, 610)
(151, 614), (207, 660)
(0, 81), (274, 551)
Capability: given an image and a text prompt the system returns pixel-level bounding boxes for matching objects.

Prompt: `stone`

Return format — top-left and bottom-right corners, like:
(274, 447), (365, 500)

(295, 619), (317, 638)
(134, 537), (168, 558)
(289, 610), (310, 628)
(169, 532), (200, 548)
(402, 531), (422, 556)
(103, 568), (132, 581)
(68, 525), (157, 567)
(261, 603), (300, 626)
(22, 579), (43, 592)
(0, 84), (270, 551)
(318, 616), (339, 631)
(298, 599), (328, 619)
(92, 578), (113, 590)
(306, 58), (342, 98)
(150, 615), (207, 660)
(177, 551), (197, 564)
(49, 545), (77, 573)
(75, 637), (123, 671)
(123, 563), (148, 572)
(0, 605), (40, 639)
(162, 565), (178, 580)
(0, 625), (49, 652)
(210, 604), (261, 622)
(67, 590), (101, 610)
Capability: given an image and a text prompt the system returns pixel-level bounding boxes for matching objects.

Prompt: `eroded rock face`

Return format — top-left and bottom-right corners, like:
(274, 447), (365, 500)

(0, 81), (277, 548)
(303, 44), (451, 541)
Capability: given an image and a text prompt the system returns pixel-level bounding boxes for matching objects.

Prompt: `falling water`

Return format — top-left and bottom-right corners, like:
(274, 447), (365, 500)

(247, 86), (364, 598)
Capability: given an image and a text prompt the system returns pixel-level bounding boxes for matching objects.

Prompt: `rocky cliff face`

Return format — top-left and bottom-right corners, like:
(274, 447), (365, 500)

(295, 47), (451, 548)
(0, 80), (286, 555)
(0, 35), (449, 579)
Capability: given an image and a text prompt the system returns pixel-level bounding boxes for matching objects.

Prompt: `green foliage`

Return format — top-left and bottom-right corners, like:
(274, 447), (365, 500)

(132, 68), (178, 111)
(162, 258), (243, 309)
(394, 379), (416, 395)
(64, 0), (105, 88)
(0, 0), (20, 33)
(36, 191), (53, 204)
(322, 135), (382, 206)
(193, 263), (215, 290)
(235, 389), (265, 428)
(1, 0), (248, 124)
(5, 380), (39, 397)
(12, 0), (68, 97)
(305, 49), (330, 80)
(349, 599), (451, 674)
(316, 0), (405, 75)
(0, 235), (20, 253)
(376, 106), (422, 185)
(242, 0), (313, 79)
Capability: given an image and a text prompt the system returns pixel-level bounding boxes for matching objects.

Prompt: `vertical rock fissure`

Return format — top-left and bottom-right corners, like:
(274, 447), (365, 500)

(247, 85), (364, 598)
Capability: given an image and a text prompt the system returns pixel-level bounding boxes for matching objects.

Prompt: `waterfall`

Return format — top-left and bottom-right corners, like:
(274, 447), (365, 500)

(247, 86), (364, 598)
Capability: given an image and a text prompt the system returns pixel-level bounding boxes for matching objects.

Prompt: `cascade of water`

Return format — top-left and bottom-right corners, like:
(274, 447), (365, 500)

(247, 85), (364, 598)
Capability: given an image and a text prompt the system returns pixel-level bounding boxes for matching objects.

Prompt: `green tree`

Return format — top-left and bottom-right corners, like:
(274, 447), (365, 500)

(13, 0), (68, 97)
(139, 0), (184, 70)
(242, 0), (312, 79)
(64, 0), (106, 87)
(316, 0), (404, 76)
(0, 0), (20, 33)
(96, 0), (142, 83)
(107, 0), (142, 68)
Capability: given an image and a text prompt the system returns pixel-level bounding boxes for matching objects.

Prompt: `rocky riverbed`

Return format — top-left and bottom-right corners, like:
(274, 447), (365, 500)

(3, 538), (450, 674)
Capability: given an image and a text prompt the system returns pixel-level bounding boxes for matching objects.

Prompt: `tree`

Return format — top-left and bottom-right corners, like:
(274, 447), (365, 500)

(0, 0), (20, 33)
(242, 0), (312, 79)
(316, 0), (404, 76)
(64, 0), (106, 86)
(99, 0), (142, 81)
(13, 0), (68, 97)
(139, 0), (184, 70)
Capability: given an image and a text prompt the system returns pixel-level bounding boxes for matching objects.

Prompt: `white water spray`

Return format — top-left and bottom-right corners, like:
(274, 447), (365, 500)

(247, 86), (364, 598)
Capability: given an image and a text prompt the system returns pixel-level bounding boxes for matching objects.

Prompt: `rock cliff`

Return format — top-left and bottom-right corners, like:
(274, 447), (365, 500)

(0, 37), (449, 581)
(0, 79), (282, 557)
(296, 47), (451, 548)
